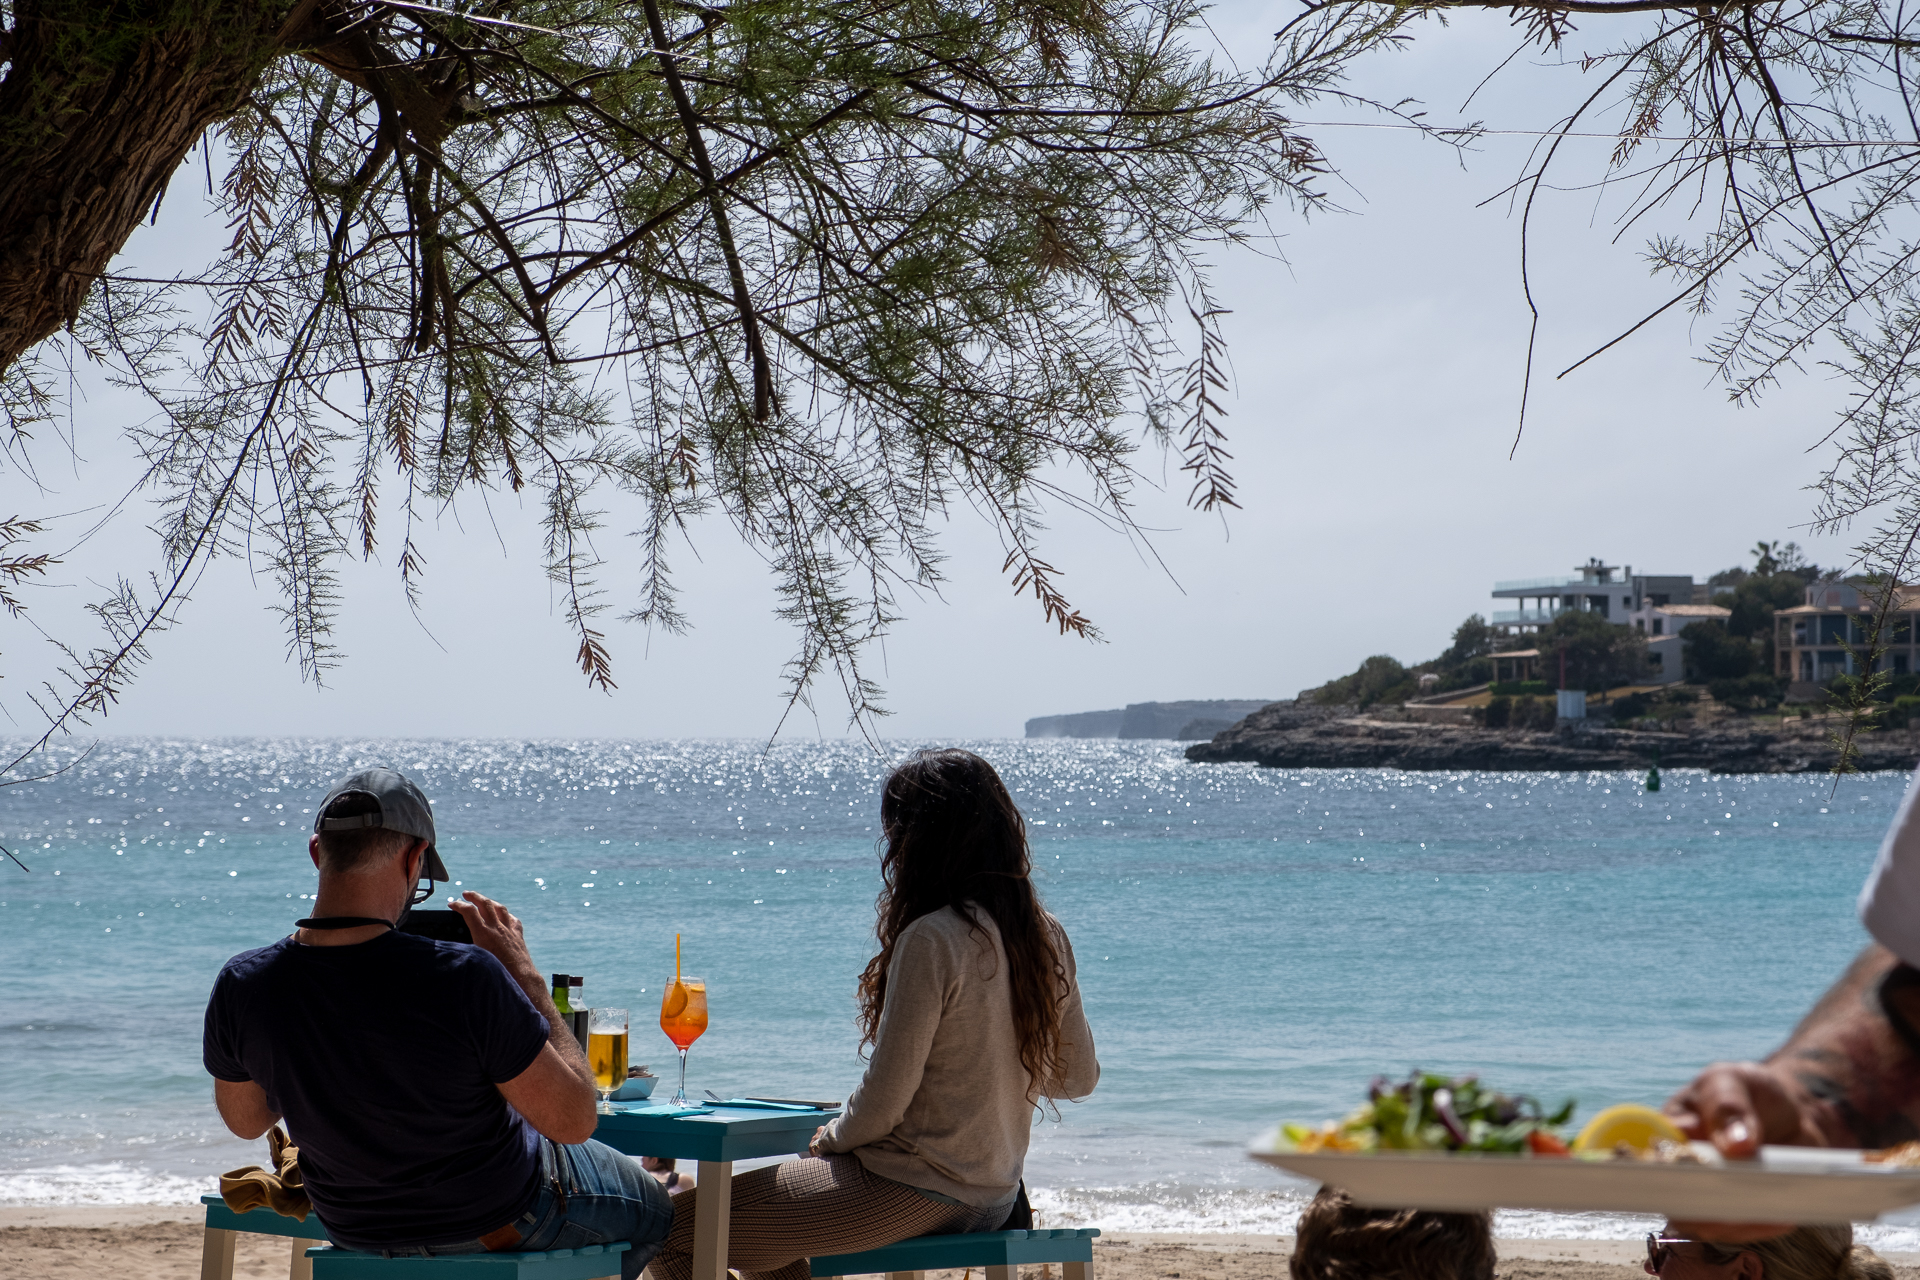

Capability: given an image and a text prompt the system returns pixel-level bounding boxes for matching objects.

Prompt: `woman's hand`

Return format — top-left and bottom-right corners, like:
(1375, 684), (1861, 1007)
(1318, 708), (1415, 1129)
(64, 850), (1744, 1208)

(809, 1125), (828, 1156)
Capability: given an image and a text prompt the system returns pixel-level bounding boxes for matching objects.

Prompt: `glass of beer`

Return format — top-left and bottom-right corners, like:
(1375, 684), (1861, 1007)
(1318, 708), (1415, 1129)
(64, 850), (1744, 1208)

(658, 977), (708, 1106)
(588, 1008), (629, 1112)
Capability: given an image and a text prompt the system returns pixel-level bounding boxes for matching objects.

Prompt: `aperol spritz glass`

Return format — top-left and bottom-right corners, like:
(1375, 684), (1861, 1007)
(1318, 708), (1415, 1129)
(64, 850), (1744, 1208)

(659, 976), (708, 1106)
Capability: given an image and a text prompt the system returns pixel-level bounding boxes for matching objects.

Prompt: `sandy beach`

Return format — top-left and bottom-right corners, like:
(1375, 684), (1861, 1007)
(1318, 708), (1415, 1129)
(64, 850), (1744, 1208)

(10, 1209), (1920, 1280)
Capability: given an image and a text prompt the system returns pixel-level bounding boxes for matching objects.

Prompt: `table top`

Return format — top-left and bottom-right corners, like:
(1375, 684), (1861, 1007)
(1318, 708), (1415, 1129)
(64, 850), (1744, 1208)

(592, 1103), (841, 1163)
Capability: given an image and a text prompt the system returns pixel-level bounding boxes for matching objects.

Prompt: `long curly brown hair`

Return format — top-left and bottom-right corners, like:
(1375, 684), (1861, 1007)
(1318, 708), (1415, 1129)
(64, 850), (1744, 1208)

(855, 748), (1068, 1100)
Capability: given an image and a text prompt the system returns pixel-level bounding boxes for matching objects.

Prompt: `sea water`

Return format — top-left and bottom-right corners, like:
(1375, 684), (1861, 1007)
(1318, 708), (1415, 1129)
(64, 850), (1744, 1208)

(0, 737), (1907, 1242)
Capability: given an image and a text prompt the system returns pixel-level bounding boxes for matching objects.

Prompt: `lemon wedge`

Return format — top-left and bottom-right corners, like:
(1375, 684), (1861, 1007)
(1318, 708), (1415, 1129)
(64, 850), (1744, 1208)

(661, 981), (689, 1018)
(1571, 1104), (1687, 1154)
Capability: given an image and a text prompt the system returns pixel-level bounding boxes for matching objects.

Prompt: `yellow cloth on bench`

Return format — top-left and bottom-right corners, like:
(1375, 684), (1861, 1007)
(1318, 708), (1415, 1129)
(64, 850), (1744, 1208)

(220, 1125), (312, 1221)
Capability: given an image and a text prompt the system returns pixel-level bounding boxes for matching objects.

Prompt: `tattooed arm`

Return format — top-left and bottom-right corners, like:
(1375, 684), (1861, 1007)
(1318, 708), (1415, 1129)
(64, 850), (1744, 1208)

(1665, 944), (1920, 1157)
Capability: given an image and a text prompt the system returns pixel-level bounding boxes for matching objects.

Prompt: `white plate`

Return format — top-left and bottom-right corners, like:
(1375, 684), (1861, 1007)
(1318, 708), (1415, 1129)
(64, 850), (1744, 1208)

(1251, 1147), (1920, 1225)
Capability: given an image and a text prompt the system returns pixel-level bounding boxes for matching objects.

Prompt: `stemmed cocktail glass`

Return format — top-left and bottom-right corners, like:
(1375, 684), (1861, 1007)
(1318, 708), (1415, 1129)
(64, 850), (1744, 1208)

(659, 976), (708, 1105)
(659, 934), (709, 1106)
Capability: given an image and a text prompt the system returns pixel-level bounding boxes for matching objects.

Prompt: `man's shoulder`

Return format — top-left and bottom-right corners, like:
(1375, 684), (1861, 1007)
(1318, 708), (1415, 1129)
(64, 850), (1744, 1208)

(401, 934), (507, 972)
(218, 933), (507, 983)
(218, 935), (298, 983)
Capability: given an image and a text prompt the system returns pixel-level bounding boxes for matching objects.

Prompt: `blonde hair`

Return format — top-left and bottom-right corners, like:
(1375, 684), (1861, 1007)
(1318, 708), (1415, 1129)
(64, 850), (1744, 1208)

(1699, 1225), (1892, 1280)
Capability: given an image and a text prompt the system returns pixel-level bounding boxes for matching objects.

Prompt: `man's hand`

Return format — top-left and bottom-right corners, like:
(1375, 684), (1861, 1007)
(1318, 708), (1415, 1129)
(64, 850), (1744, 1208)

(1665, 1061), (1827, 1159)
(449, 892), (537, 981)
(450, 889), (597, 1140)
(809, 1124), (828, 1156)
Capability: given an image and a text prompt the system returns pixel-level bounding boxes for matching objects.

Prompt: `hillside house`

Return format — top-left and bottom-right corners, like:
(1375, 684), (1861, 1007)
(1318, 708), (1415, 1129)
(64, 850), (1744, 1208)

(1774, 583), (1920, 685)
(1491, 560), (1698, 636)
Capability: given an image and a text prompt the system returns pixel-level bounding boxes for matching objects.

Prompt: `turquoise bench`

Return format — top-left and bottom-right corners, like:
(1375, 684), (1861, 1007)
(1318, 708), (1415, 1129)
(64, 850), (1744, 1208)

(200, 1193), (331, 1280)
(810, 1227), (1099, 1280)
(304, 1242), (628, 1280)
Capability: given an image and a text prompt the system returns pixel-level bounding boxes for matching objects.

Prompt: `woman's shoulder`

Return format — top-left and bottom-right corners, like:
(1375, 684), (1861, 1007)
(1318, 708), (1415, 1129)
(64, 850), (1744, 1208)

(906, 904), (1070, 937)
(900, 903), (975, 942)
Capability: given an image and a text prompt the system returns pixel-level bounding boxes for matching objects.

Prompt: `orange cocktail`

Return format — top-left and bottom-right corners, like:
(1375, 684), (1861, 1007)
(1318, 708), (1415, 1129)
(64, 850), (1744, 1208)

(660, 952), (708, 1106)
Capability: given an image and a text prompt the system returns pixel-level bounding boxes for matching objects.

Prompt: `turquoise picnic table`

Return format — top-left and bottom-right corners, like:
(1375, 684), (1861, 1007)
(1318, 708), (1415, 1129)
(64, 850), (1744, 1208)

(592, 1101), (838, 1280)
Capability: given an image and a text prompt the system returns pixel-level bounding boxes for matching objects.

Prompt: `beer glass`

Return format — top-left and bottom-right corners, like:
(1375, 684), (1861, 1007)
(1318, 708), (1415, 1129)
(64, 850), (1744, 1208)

(588, 1008), (629, 1111)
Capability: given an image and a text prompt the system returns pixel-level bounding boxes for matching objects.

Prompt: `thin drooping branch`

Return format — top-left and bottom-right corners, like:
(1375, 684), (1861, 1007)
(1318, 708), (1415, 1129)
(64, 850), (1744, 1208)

(639, 0), (776, 423)
(1, 0), (1399, 739)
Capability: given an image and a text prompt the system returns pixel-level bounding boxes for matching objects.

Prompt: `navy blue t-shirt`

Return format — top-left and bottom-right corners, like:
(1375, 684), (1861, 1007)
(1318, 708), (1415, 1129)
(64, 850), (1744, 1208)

(203, 930), (549, 1250)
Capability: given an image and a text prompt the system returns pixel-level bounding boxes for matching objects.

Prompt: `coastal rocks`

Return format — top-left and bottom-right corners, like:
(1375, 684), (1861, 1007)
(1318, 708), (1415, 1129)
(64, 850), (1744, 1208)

(1183, 701), (1920, 774)
(1027, 699), (1275, 739)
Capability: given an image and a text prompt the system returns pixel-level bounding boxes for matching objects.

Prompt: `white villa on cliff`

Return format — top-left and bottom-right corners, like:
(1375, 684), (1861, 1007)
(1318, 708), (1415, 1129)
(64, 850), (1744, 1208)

(1489, 559), (1723, 686)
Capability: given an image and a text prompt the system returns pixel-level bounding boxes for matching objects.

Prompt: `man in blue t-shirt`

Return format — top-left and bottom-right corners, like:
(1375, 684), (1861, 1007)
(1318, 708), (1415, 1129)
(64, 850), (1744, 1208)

(203, 768), (671, 1278)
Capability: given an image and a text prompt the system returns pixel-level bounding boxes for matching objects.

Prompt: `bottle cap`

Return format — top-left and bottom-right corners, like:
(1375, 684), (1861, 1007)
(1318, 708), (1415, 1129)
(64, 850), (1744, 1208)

(569, 976), (583, 986)
(552, 973), (570, 987)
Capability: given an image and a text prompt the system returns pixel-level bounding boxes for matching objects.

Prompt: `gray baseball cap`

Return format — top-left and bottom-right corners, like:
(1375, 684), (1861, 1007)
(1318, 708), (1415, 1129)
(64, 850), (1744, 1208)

(314, 767), (449, 882)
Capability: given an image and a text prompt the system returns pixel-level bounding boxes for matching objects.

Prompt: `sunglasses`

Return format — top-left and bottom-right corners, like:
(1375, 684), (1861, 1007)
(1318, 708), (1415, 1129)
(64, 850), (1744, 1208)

(1645, 1234), (1740, 1273)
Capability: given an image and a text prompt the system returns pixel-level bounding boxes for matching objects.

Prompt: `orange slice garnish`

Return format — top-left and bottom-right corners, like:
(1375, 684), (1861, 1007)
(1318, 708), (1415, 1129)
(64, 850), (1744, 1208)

(662, 981), (688, 1018)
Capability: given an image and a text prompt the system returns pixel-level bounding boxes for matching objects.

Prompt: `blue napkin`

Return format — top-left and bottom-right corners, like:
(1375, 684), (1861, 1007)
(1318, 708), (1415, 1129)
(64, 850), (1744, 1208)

(607, 1103), (714, 1116)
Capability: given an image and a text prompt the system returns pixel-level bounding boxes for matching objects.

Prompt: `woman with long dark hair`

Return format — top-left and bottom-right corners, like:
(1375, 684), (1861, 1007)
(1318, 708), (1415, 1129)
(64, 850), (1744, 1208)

(649, 748), (1100, 1280)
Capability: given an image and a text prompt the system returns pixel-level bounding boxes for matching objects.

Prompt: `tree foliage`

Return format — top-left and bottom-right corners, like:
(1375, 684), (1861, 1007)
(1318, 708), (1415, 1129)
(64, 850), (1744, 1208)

(1307, 612), (1505, 706)
(0, 0), (1413, 752)
(1311, 653), (1409, 707)
(1528, 609), (1643, 692)
(1682, 619), (1757, 682)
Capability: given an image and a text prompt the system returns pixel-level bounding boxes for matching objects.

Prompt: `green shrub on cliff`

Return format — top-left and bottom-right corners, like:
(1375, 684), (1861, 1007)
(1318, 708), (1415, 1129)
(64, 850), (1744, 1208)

(1483, 694), (1557, 730)
(1312, 655), (1412, 707)
(1310, 615), (1505, 706)
(1708, 673), (1788, 712)
(1882, 696), (1920, 730)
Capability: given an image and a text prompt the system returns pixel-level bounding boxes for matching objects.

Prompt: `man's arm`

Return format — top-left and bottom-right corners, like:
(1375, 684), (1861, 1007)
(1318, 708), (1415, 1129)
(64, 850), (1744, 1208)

(1666, 944), (1920, 1156)
(214, 1078), (282, 1140)
(449, 891), (597, 1144)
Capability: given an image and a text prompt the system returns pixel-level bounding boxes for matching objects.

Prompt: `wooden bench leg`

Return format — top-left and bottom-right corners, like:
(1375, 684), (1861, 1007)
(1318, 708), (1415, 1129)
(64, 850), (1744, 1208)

(692, 1160), (733, 1280)
(200, 1226), (237, 1280)
(1063, 1262), (1091, 1280)
(987, 1265), (1015, 1280)
(288, 1234), (315, 1280)
(885, 1271), (925, 1280)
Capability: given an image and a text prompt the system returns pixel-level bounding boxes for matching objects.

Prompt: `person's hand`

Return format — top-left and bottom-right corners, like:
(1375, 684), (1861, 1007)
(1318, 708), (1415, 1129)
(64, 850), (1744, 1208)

(449, 892), (535, 977)
(809, 1125), (828, 1156)
(1660, 1061), (1823, 1242)
(1664, 1060), (1827, 1159)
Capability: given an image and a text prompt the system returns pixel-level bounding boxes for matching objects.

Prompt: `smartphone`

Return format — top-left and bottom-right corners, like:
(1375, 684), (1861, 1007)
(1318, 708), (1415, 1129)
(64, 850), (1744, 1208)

(397, 908), (473, 944)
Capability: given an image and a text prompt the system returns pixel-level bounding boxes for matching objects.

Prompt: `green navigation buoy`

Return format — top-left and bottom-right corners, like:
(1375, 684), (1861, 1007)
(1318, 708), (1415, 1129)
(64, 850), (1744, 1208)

(1646, 748), (1661, 792)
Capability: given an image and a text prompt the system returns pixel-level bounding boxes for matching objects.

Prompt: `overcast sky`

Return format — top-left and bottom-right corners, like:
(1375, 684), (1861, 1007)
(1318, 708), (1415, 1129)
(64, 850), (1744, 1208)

(0, 7), (1862, 744)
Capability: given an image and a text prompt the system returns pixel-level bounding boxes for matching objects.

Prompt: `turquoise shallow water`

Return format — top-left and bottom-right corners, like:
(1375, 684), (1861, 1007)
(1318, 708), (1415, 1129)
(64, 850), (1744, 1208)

(0, 738), (1906, 1238)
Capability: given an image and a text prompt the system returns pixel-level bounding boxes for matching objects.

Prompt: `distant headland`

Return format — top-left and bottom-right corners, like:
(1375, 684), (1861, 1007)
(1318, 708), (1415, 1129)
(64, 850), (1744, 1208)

(1025, 700), (1274, 741)
(1180, 696), (1920, 773)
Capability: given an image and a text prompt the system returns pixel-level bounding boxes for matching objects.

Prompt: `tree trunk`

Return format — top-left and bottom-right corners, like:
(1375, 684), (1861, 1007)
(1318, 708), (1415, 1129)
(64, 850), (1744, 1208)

(0, 1), (285, 376)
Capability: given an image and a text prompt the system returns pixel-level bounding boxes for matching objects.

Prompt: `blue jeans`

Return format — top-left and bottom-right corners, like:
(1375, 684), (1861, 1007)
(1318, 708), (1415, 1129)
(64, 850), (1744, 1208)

(425, 1139), (674, 1280)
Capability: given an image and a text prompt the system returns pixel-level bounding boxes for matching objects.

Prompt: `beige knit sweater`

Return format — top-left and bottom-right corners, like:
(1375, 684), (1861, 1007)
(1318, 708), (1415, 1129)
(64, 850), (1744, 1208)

(817, 904), (1099, 1209)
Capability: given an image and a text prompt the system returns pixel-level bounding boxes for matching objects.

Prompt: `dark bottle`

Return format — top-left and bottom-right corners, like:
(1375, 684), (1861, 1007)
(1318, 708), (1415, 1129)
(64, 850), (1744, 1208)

(568, 975), (591, 1050)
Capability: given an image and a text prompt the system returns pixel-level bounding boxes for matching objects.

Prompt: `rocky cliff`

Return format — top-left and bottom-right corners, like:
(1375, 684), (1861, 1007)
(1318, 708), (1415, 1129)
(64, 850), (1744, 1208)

(1182, 700), (1920, 773)
(1027, 699), (1275, 739)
